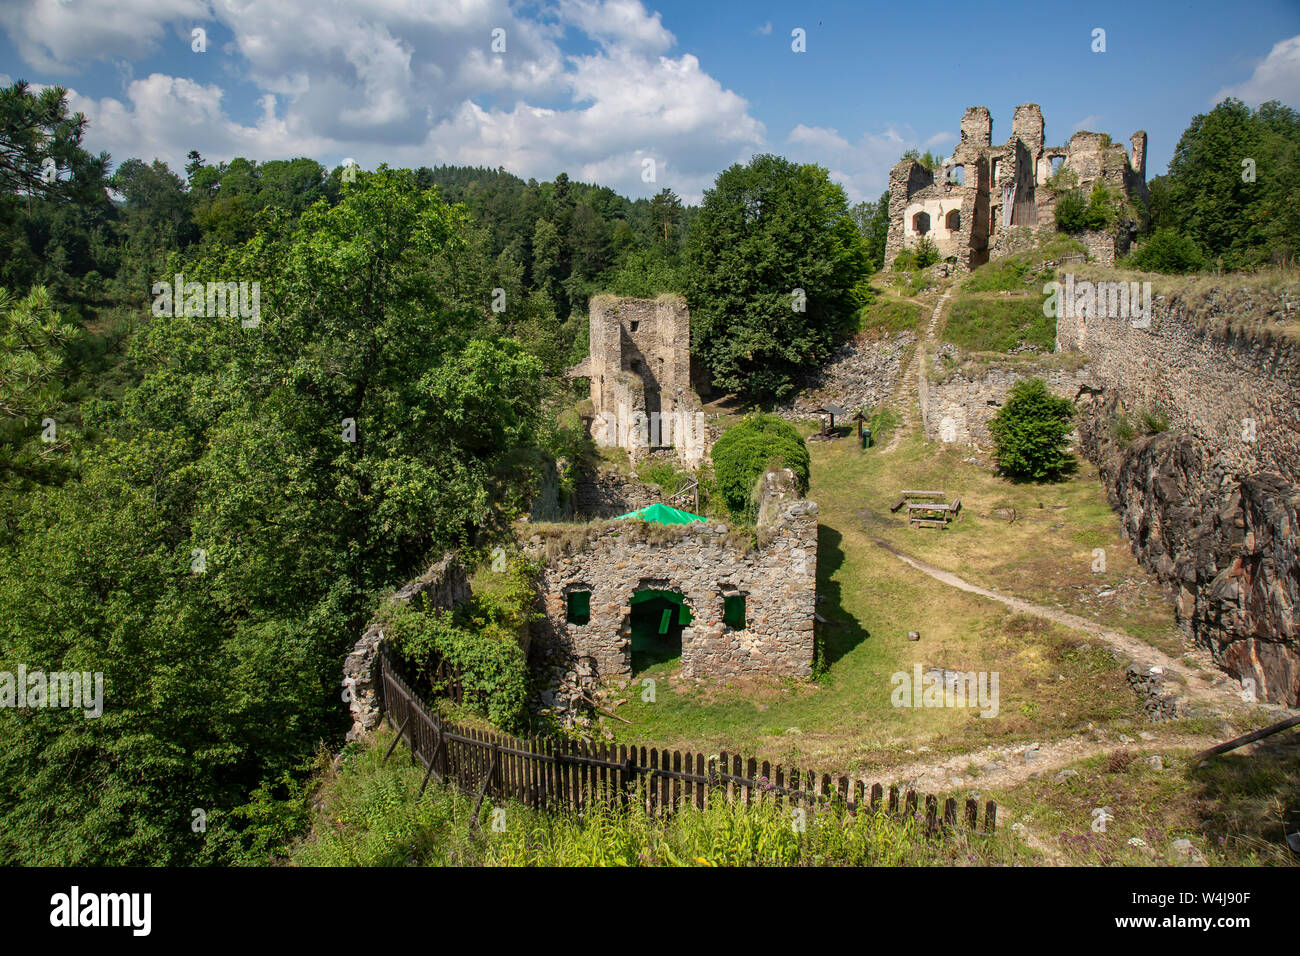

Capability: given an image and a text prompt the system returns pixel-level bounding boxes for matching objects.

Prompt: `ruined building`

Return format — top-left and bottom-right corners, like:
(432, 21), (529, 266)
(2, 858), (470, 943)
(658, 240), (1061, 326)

(885, 104), (1150, 271)
(533, 468), (818, 683)
(567, 294), (707, 463)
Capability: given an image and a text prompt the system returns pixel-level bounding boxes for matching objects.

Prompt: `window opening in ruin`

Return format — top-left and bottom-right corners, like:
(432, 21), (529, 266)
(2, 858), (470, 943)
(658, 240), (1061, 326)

(566, 590), (591, 626)
(629, 589), (690, 673)
(912, 212), (930, 235)
(946, 209), (961, 231)
(949, 165), (965, 186)
(991, 159), (1001, 183)
(723, 594), (747, 630)
(630, 321), (640, 332)
(1050, 155), (1064, 175)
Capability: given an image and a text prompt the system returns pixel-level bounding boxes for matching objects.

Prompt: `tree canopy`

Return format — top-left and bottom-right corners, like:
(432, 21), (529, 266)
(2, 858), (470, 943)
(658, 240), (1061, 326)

(684, 154), (870, 403)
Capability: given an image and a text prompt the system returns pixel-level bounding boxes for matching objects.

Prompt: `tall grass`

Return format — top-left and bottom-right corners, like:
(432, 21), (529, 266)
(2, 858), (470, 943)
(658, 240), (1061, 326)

(292, 733), (1023, 866)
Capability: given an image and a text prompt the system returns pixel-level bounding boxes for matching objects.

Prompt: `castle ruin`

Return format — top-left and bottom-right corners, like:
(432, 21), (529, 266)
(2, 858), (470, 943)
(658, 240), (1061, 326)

(886, 104), (1150, 271)
(567, 294), (707, 463)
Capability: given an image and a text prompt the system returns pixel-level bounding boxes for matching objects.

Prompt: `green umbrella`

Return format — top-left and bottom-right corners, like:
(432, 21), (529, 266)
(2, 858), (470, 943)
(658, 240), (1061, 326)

(614, 503), (708, 525)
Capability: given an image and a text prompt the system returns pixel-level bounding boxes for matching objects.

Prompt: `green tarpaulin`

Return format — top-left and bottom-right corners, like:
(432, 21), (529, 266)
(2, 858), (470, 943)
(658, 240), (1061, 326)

(614, 503), (707, 525)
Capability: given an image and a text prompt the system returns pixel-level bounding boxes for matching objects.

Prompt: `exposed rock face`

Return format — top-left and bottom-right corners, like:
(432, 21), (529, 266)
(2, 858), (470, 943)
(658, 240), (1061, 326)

(778, 331), (914, 420)
(1078, 399), (1300, 706)
(342, 553), (471, 741)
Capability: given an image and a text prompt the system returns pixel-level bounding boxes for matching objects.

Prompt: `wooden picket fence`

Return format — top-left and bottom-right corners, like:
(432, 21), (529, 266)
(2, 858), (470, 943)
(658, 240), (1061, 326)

(377, 647), (997, 833)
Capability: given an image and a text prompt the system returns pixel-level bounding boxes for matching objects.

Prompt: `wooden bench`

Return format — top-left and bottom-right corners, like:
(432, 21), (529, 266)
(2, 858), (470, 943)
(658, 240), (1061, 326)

(892, 490), (946, 513)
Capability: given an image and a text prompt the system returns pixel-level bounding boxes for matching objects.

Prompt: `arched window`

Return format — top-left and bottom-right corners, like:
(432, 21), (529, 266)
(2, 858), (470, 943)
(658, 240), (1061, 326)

(948, 165), (965, 186)
(945, 209), (961, 231)
(1050, 155), (1065, 175)
(912, 212), (931, 235)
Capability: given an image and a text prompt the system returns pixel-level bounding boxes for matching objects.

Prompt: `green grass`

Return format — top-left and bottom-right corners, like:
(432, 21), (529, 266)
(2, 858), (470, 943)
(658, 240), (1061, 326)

(1003, 737), (1300, 866)
(292, 728), (1030, 866)
(857, 299), (923, 337)
(944, 295), (1056, 353)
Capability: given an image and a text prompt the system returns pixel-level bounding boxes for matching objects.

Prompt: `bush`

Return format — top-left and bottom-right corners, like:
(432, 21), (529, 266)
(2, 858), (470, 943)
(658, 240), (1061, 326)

(378, 557), (538, 731)
(912, 235), (940, 269)
(1126, 228), (1205, 274)
(712, 414), (810, 517)
(1055, 184), (1117, 234)
(987, 378), (1076, 481)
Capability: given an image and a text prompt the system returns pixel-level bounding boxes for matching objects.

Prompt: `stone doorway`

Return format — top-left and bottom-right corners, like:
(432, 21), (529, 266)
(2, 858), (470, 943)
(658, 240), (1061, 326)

(628, 588), (691, 673)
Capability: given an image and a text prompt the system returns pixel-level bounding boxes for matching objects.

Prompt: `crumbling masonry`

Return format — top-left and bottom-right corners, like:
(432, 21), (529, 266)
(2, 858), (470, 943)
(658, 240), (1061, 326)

(886, 104), (1150, 271)
(567, 294), (707, 464)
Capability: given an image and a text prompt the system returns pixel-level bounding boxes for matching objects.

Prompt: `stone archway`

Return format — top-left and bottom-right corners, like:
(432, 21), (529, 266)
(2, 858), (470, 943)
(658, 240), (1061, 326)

(626, 586), (693, 673)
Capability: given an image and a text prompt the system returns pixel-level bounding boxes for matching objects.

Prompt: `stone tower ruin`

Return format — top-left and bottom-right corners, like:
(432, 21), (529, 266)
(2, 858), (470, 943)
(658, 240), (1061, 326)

(567, 294), (707, 463)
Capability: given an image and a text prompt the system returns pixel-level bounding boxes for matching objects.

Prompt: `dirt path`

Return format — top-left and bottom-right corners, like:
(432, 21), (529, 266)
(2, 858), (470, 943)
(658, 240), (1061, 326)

(881, 289), (950, 454)
(868, 537), (1256, 716)
(865, 729), (1220, 793)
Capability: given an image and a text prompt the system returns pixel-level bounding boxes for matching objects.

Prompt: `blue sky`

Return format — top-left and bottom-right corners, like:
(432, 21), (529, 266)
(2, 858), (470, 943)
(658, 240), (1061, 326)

(2, 0), (1297, 203)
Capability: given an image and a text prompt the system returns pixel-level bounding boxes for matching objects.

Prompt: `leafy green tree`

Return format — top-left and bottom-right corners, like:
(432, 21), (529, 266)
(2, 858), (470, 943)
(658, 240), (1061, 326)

(0, 285), (74, 425)
(684, 154), (869, 403)
(649, 187), (685, 247)
(852, 192), (890, 272)
(711, 414), (810, 516)
(1160, 98), (1300, 268)
(0, 169), (549, 864)
(1127, 228), (1206, 274)
(0, 80), (110, 207)
(987, 378), (1076, 482)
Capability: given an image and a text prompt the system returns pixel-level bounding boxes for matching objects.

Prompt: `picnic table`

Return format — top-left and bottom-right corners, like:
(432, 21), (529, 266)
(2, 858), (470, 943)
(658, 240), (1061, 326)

(889, 490), (962, 528)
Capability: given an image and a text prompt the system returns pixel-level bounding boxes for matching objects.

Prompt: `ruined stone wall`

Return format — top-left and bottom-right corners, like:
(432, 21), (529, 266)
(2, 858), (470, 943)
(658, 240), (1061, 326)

(1078, 401), (1299, 707)
(572, 294), (705, 464)
(1059, 281), (1300, 705)
(924, 355), (1096, 447)
(531, 470), (818, 683)
(343, 554), (472, 741)
(1055, 282), (1300, 479)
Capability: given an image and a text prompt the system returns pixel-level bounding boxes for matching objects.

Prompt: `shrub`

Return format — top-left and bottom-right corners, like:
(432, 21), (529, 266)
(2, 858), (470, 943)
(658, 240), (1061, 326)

(912, 235), (940, 269)
(1111, 413), (1136, 447)
(987, 378), (1077, 481)
(1138, 408), (1169, 435)
(712, 414), (810, 517)
(378, 558), (538, 731)
(1055, 184), (1117, 234)
(1126, 228), (1205, 274)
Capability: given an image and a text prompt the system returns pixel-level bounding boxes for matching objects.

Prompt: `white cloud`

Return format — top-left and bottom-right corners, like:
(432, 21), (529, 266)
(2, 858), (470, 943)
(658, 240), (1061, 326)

(1214, 34), (1300, 106)
(755, 21), (772, 36)
(1072, 114), (1103, 132)
(784, 123), (937, 203)
(0, 0), (211, 73)
(557, 0), (673, 54)
(34, 0), (763, 202)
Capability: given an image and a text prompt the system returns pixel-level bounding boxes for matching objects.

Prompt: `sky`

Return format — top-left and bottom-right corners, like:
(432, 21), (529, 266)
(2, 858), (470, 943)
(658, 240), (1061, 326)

(1, 0), (1298, 205)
